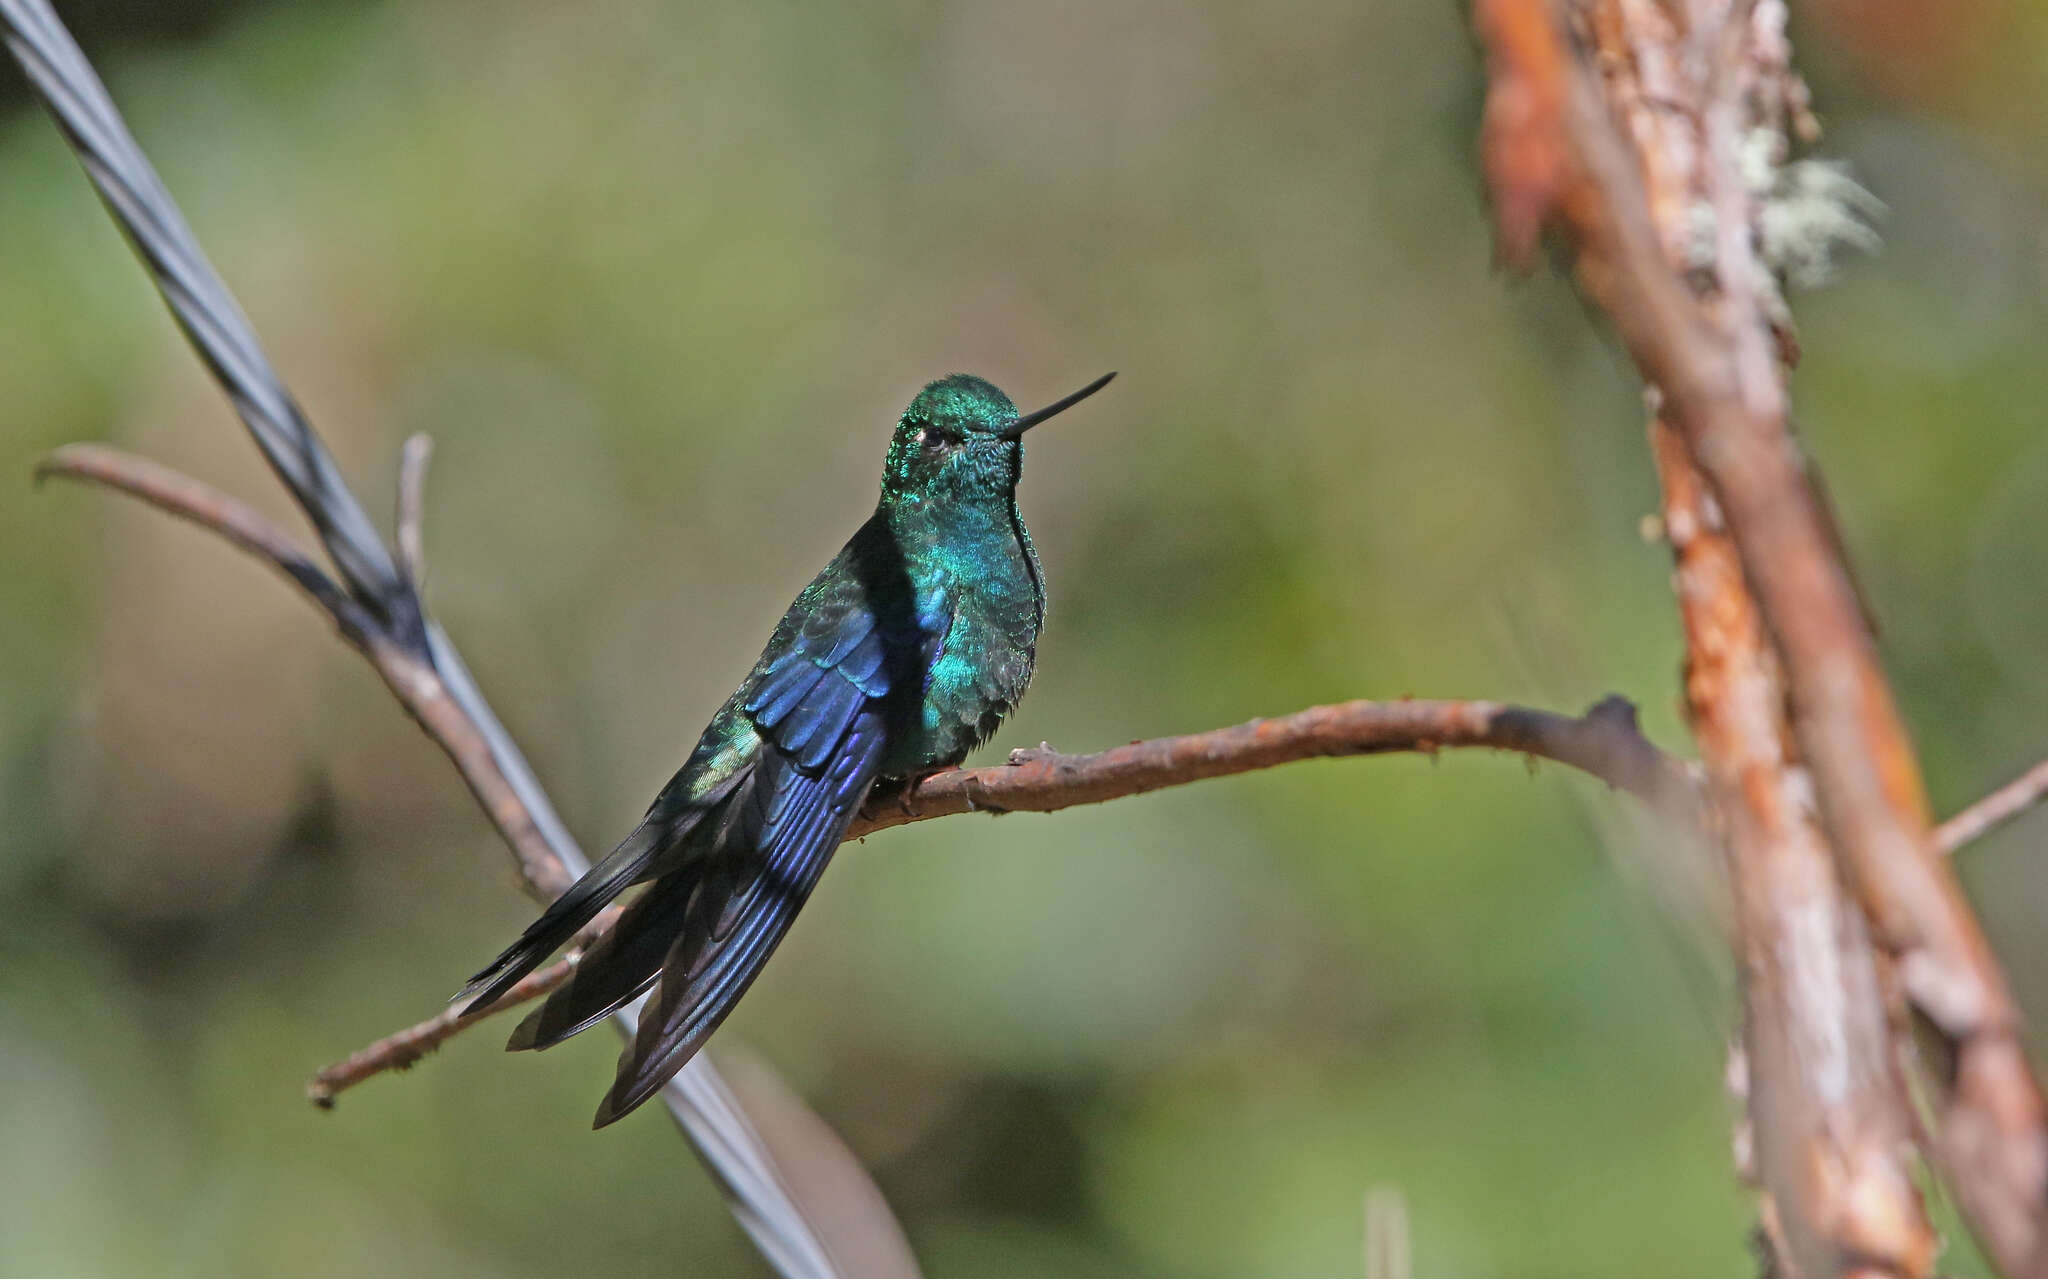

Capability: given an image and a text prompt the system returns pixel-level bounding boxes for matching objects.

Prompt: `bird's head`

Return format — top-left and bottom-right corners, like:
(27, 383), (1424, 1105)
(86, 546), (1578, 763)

(880, 372), (1113, 507)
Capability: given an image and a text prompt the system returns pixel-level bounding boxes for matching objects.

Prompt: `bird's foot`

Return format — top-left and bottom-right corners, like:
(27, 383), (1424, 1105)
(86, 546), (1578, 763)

(859, 779), (906, 823)
(859, 766), (965, 822)
(900, 762), (963, 814)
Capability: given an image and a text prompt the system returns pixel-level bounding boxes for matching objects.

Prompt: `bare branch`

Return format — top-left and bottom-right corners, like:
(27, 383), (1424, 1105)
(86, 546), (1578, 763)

(396, 432), (433, 589)
(308, 950), (579, 1108)
(0, 9), (901, 1268)
(38, 443), (574, 899)
(855, 693), (1702, 838)
(311, 667), (2048, 1105)
(1551, 7), (1935, 1270)
(1937, 757), (2048, 855)
(1654, 415), (1932, 1277)
(309, 900), (627, 1104)
(310, 692), (1707, 1096)
(1, 0), (422, 643)
(1475, 0), (2048, 1270)
(38, 443), (363, 632)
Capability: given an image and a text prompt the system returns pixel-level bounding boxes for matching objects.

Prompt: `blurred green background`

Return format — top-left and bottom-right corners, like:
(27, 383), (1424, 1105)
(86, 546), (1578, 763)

(3, 0), (2047, 1274)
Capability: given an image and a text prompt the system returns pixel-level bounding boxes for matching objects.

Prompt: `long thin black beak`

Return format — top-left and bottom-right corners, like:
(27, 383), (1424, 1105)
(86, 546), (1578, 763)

(1000, 372), (1116, 440)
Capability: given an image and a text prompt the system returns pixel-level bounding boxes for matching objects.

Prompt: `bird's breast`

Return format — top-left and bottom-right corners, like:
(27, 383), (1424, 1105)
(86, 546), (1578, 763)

(882, 520), (1041, 774)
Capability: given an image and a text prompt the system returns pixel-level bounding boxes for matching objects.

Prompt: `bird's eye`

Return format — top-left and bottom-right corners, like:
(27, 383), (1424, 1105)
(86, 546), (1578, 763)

(921, 425), (962, 451)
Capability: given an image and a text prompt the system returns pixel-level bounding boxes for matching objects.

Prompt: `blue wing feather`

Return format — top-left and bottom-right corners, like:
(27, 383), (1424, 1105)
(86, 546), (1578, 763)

(502, 866), (697, 1050)
(484, 514), (931, 1126)
(783, 672), (867, 768)
(838, 629), (891, 696)
(746, 657), (826, 726)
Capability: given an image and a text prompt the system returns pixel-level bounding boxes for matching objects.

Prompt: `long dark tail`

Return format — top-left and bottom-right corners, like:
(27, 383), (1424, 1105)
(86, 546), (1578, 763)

(502, 871), (696, 1050)
(588, 860), (825, 1127)
(459, 814), (673, 1015)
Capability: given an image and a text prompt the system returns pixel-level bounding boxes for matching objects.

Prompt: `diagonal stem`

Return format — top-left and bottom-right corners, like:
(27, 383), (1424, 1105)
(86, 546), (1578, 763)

(1935, 757), (2048, 855)
(34, 442), (888, 1276)
(0, 2), (900, 1269)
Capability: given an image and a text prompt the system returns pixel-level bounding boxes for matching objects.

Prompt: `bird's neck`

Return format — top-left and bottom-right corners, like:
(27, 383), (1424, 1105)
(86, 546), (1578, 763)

(877, 492), (1037, 619)
(880, 490), (1022, 546)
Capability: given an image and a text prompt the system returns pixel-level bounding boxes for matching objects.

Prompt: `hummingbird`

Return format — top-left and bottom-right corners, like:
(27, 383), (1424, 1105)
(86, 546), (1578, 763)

(459, 371), (1115, 1127)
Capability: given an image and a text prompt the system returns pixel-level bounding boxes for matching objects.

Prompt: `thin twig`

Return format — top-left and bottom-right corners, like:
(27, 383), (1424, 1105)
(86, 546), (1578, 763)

(53, 427), (1714, 1272)
(1363, 1186), (1411, 1279)
(1936, 757), (2048, 854)
(37, 443), (364, 628)
(396, 432), (433, 589)
(308, 950), (580, 1108)
(324, 685), (2048, 1112)
(0, 0), (421, 644)
(38, 443), (870, 1277)
(309, 902), (626, 1104)
(37, 443), (573, 899)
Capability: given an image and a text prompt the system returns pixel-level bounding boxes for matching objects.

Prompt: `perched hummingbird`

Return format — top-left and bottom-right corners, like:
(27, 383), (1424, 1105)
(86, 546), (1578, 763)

(460, 371), (1115, 1127)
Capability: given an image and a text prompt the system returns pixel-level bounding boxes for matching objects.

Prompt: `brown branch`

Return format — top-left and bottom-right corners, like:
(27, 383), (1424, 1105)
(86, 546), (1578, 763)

(37, 444), (625, 1071)
(311, 693), (1708, 1098)
(38, 444), (364, 628)
(325, 638), (2048, 1124)
(1936, 757), (2048, 855)
(1571, 8), (1934, 1272)
(307, 948), (579, 1107)
(1477, 0), (2048, 1272)
(43, 438), (1713, 1112)
(38, 443), (573, 900)
(1656, 415), (1932, 1277)
(11, 9), (897, 1261)
(853, 693), (1704, 837)
(305, 893), (632, 1105)
(65, 424), (2046, 1266)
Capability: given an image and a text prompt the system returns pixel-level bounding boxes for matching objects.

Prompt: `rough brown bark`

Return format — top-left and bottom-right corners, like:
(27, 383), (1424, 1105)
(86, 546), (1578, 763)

(1657, 418), (1931, 1277)
(1476, 0), (2048, 1271)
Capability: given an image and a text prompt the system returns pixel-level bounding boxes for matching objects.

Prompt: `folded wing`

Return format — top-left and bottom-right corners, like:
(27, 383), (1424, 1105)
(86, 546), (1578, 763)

(495, 559), (911, 1127)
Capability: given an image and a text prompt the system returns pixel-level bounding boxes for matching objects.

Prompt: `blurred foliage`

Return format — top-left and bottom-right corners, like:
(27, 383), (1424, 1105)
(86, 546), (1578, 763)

(2, 0), (2047, 1275)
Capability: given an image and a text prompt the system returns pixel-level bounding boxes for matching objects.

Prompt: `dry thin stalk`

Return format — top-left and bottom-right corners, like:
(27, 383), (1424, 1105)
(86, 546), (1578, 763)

(1936, 758), (2048, 855)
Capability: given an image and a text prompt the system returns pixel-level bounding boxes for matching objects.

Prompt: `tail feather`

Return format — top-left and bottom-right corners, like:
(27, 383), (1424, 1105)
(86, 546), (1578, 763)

(459, 761), (754, 1016)
(459, 815), (669, 1015)
(593, 883), (809, 1127)
(504, 877), (697, 1051)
